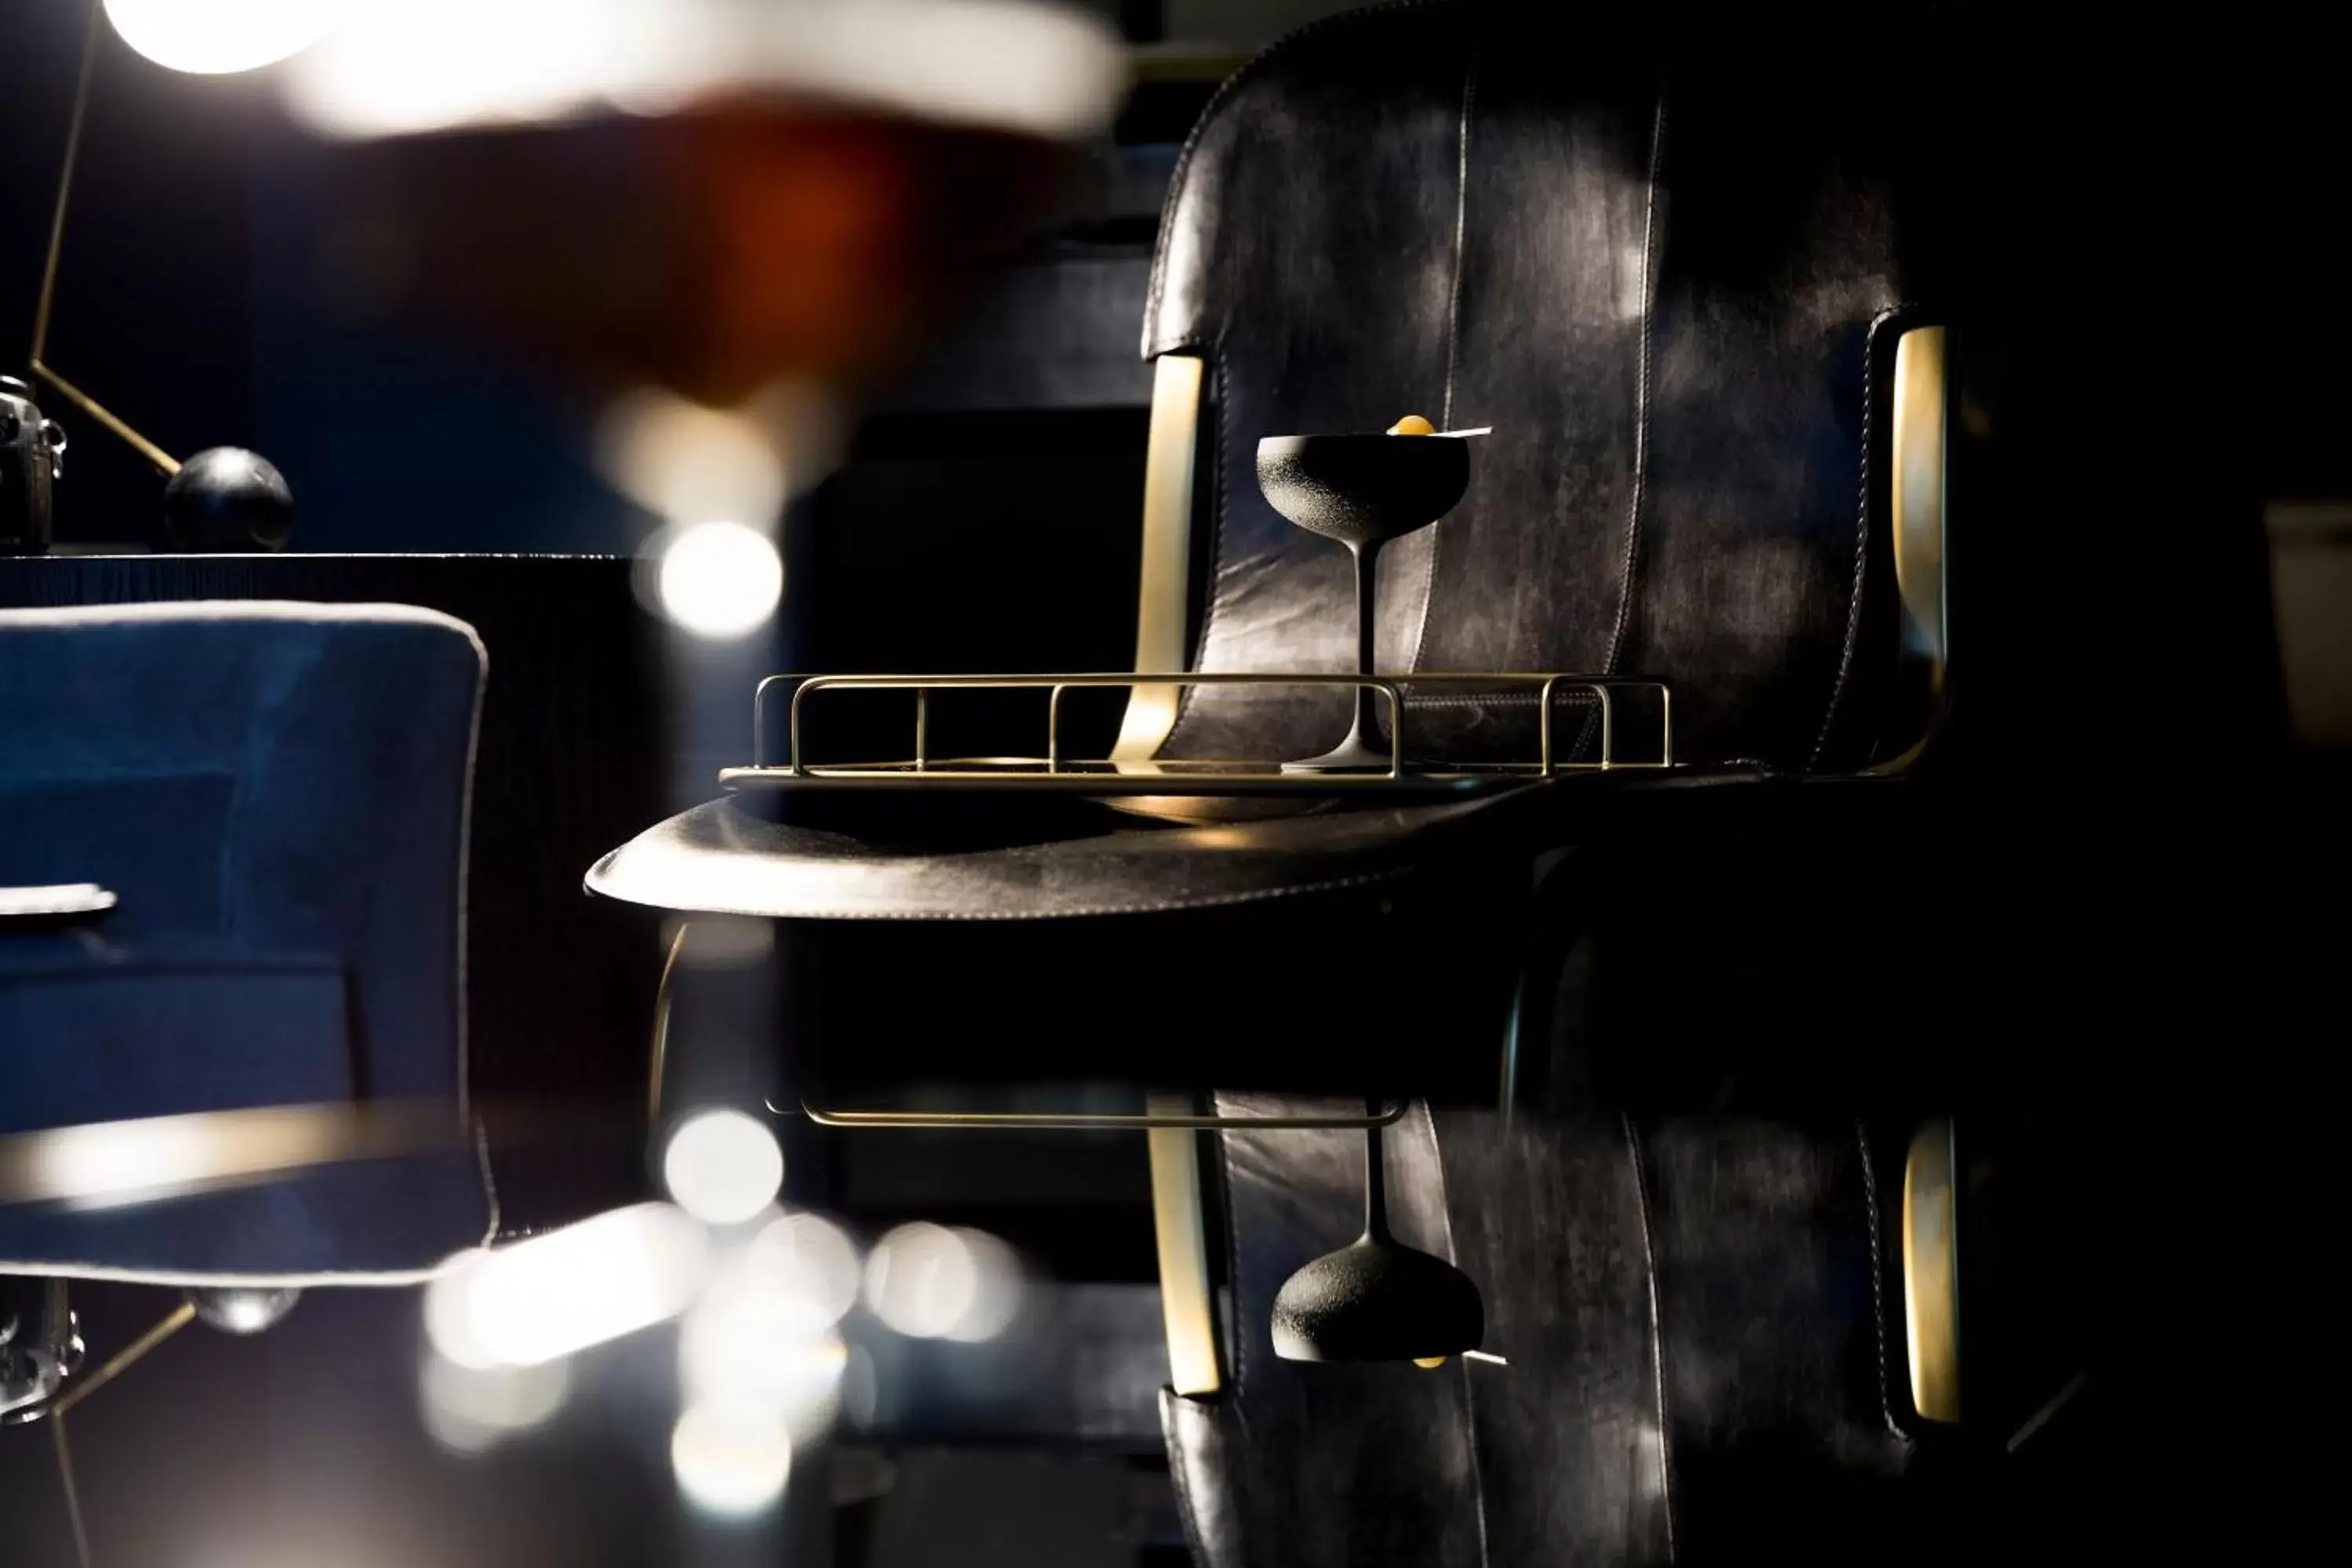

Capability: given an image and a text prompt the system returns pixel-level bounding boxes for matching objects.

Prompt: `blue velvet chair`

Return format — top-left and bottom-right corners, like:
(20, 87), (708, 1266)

(0, 602), (493, 1285)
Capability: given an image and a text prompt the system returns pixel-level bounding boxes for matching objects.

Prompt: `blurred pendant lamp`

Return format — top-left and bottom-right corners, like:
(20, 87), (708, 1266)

(13, 0), (303, 557)
(1270, 1099), (1484, 1364)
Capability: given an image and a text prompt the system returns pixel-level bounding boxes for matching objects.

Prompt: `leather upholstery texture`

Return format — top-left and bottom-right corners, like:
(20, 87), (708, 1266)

(1171, 1098), (1916, 1568)
(1145, 8), (1978, 1562)
(1144, 2), (1922, 771)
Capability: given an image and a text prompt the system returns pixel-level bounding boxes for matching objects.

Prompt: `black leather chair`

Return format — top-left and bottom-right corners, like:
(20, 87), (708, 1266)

(582, 4), (2199, 1557)
(1128, 7), (1985, 1564)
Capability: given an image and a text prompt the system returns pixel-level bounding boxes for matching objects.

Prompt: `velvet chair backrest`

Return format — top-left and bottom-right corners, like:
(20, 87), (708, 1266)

(0, 601), (491, 1280)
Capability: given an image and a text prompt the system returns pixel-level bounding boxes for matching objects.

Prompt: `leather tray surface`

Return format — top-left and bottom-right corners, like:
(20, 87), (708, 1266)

(586, 787), (1542, 920)
(584, 768), (1791, 920)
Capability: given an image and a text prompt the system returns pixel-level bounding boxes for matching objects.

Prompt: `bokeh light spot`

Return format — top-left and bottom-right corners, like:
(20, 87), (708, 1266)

(655, 521), (783, 640)
(671, 1399), (793, 1517)
(662, 1109), (785, 1225)
(862, 1222), (1023, 1341)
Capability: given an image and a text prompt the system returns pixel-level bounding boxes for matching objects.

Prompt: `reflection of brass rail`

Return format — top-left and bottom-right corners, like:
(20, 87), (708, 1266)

(796, 1098), (1410, 1131)
(748, 670), (1673, 782)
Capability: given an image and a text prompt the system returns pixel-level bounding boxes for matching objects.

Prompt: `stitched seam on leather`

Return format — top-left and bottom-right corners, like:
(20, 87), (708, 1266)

(1569, 76), (1668, 766)
(1399, 690), (1598, 710)
(1440, 44), (1475, 431)
(1421, 1102), (1492, 1568)
(1156, 5), (1450, 745)
(1142, 0), (1447, 358)
(1855, 1118), (1910, 1443)
(1809, 305), (1911, 770)
(1623, 1112), (1678, 1564)
(677, 866), (1412, 924)
(1599, 85), (1668, 681)
(1218, 1094), (1248, 1400)
(1407, 29), (1483, 684)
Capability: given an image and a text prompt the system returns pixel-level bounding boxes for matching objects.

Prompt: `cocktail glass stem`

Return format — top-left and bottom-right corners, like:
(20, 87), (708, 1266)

(1360, 1092), (1389, 1242)
(1348, 541), (1381, 755)
(1280, 539), (1393, 772)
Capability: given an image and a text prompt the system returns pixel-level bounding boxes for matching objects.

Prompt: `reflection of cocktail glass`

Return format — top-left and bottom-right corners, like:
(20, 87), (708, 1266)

(1256, 434), (1471, 772)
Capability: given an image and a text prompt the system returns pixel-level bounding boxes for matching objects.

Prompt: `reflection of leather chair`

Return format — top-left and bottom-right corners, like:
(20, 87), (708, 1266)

(1, 603), (492, 1295)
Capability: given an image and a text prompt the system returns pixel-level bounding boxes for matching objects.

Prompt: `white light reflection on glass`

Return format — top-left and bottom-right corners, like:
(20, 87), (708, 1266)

(419, 1351), (571, 1454)
(662, 1110), (785, 1225)
(862, 1222), (1023, 1342)
(671, 1398), (793, 1518)
(746, 1210), (862, 1332)
(423, 1203), (710, 1370)
(655, 521), (784, 640)
(679, 1311), (847, 1443)
(104, 0), (342, 75)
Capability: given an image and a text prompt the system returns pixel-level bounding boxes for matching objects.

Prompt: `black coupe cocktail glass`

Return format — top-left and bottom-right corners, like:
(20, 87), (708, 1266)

(1256, 433), (1470, 771)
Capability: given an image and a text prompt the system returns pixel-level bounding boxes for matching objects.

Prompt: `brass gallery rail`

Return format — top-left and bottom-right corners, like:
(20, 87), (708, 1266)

(726, 670), (1674, 796)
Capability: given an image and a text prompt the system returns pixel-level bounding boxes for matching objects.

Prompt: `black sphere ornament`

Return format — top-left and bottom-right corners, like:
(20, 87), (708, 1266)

(1270, 1099), (1485, 1363)
(163, 447), (293, 553)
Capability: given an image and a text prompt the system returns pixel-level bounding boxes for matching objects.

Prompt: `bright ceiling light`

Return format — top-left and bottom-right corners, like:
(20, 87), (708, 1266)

(662, 1110), (785, 1225)
(655, 521), (783, 640)
(104, 0), (342, 76)
(671, 1399), (793, 1518)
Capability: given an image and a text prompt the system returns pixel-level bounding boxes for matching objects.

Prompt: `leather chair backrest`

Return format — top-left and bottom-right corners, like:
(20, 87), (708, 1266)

(1145, 2), (1922, 769)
